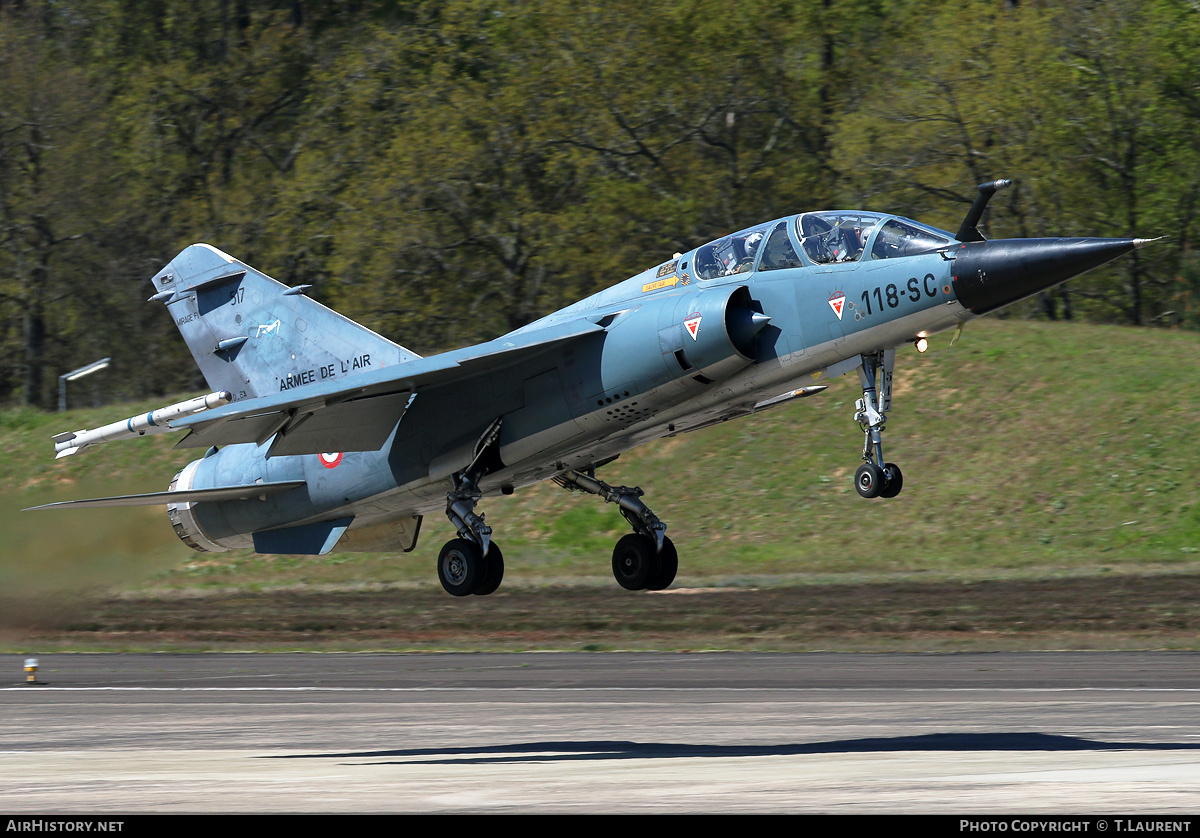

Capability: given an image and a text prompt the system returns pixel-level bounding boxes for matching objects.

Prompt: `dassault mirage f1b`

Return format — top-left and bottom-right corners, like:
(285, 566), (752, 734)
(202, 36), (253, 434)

(30, 179), (1152, 596)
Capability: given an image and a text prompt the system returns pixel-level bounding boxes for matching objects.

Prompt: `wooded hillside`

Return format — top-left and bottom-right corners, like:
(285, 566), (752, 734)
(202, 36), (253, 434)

(1, 0), (1197, 408)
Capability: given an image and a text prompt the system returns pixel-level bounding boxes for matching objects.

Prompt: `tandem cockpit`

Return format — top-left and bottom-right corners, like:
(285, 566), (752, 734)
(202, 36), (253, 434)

(692, 212), (955, 279)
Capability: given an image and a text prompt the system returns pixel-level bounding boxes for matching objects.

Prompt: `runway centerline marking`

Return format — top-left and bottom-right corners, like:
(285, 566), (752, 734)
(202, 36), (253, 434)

(5, 687), (1200, 693)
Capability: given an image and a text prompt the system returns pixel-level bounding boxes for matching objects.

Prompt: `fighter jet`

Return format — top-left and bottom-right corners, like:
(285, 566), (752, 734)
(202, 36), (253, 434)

(29, 179), (1152, 596)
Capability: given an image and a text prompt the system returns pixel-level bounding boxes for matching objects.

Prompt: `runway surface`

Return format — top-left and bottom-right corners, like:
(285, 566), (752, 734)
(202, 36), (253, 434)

(3, 652), (1200, 813)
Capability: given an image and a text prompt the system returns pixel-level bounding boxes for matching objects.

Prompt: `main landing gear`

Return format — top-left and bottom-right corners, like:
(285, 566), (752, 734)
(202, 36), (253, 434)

(554, 469), (677, 591)
(853, 349), (904, 499)
(435, 419), (677, 597)
(438, 419), (505, 597)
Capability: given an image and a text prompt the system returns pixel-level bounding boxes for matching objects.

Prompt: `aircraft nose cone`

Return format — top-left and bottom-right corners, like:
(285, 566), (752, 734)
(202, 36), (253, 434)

(951, 237), (1146, 315)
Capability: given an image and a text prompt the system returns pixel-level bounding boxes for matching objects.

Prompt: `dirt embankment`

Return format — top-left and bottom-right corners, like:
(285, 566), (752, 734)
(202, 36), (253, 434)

(5, 573), (1200, 652)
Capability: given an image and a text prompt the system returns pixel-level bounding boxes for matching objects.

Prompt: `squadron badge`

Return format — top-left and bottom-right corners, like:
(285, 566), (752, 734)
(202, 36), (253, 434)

(828, 291), (846, 320)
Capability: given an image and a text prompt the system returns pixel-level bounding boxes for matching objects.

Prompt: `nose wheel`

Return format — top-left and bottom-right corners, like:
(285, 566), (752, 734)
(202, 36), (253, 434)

(879, 463), (903, 498)
(855, 461), (903, 499)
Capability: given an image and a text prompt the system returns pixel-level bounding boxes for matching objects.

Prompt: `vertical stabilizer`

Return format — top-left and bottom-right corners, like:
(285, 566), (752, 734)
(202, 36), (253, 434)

(150, 244), (420, 401)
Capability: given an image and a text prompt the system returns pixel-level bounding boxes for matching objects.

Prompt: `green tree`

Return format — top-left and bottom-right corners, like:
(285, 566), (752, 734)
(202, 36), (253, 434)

(831, 0), (1200, 326)
(0, 6), (103, 406)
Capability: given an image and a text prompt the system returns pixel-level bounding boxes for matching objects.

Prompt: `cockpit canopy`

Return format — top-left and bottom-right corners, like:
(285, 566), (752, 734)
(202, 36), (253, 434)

(694, 222), (772, 280)
(798, 212), (953, 264)
(691, 212), (954, 279)
(868, 217), (955, 260)
(798, 212), (882, 263)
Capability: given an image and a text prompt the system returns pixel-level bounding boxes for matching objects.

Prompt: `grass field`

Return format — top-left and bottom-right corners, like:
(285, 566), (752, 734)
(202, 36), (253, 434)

(2, 316), (1198, 651)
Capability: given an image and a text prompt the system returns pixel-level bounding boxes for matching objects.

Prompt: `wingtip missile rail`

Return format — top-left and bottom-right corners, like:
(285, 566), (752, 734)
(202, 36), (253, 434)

(52, 391), (232, 458)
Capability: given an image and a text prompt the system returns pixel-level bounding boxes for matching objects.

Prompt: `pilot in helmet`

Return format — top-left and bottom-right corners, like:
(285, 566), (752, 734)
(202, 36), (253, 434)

(745, 231), (764, 259)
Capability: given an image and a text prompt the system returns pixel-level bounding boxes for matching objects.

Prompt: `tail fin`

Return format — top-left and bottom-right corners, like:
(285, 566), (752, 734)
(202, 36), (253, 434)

(150, 244), (419, 401)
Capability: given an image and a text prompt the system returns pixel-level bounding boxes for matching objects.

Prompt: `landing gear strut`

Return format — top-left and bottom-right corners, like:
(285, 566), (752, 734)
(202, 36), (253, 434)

(555, 468), (677, 591)
(854, 349), (903, 499)
(440, 419), (505, 596)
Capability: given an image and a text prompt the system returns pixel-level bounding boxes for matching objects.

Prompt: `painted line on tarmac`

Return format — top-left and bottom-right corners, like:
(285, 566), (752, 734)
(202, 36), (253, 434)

(5, 686), (1200, 693)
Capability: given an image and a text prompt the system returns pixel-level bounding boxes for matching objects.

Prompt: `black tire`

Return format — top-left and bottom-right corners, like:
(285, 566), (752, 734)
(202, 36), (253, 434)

(612, 533), (661, 591)
(879, 462), (904, 499)
(473, 542), (505, 596)
(645, 536), (678, 591)
(855, 463), (884, 499)
(438, 538), (486, 597)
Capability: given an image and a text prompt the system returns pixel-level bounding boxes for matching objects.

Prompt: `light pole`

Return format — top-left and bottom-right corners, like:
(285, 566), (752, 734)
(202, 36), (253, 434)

(58, 357), (110, 412)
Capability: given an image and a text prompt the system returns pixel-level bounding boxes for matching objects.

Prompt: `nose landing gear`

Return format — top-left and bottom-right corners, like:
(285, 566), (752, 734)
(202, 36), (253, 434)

(853, 349), (904, 499)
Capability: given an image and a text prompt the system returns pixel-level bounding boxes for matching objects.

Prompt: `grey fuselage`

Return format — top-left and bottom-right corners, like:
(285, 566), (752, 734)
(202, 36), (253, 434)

(180, 211), (969, 551)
